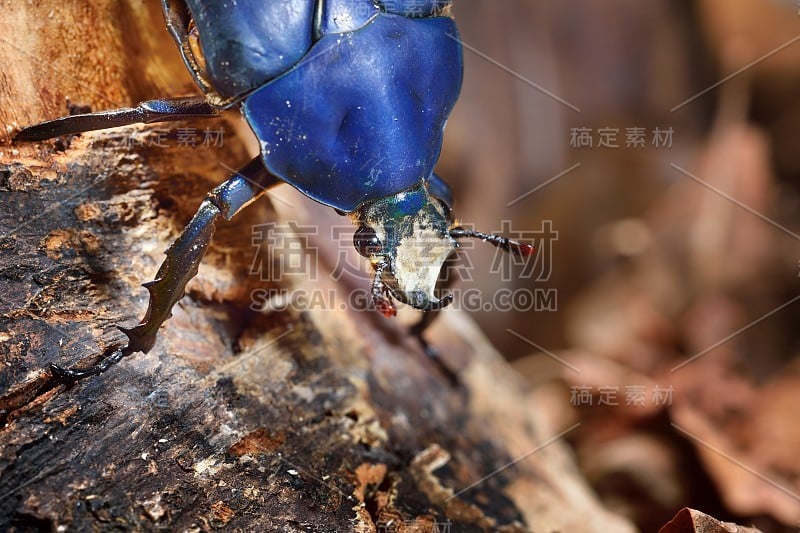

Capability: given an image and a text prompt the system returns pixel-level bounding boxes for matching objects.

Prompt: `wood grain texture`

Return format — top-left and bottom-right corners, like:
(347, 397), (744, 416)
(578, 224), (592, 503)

(0, 2), (634, 531)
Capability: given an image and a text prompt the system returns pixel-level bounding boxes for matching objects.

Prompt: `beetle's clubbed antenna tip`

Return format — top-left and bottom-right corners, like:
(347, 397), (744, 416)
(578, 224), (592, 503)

(450, 228), (536, 257)
(372, 261), (397, 318)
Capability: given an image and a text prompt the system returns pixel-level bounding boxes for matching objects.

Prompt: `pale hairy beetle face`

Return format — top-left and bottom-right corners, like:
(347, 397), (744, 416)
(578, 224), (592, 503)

(352, 183), (457, 316)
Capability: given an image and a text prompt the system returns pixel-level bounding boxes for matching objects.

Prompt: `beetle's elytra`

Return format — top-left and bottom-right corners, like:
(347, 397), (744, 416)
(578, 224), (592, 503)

(15, 0), (534, 381)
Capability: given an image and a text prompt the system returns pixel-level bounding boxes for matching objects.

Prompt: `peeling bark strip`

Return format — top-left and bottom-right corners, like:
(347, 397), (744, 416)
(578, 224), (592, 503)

(0, 2), (635, 531)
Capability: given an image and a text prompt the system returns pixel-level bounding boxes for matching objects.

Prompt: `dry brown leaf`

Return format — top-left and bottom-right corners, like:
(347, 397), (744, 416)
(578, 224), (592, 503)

(659, 507), (763, 533)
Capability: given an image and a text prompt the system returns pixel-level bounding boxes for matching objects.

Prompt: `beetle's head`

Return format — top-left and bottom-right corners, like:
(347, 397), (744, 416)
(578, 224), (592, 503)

(352, 183), (456, 316)
(352, 182), (535, 317)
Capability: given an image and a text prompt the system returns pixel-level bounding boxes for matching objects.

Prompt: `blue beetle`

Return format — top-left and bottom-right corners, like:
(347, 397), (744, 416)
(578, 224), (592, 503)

(16, 0), (533, 380)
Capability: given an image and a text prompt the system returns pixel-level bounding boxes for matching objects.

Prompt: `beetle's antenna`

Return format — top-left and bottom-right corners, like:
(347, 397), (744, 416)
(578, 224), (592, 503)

(372, 261), (397, 318)
(450, 228), (536, 257)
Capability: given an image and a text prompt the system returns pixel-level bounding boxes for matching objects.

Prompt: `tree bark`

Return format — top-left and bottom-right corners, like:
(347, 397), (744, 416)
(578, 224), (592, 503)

(0, 2), (634, 531)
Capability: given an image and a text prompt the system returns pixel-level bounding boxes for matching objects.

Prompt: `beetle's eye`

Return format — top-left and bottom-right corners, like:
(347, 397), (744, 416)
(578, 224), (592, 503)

(353, 226), (382, 257)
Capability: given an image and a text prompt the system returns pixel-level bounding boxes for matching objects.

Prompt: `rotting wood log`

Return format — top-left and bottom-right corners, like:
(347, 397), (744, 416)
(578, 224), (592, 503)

(0, 2), (635, 531)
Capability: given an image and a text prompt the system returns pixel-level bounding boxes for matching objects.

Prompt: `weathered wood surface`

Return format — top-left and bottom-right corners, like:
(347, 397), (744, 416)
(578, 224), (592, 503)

(0, 2), (635, 531)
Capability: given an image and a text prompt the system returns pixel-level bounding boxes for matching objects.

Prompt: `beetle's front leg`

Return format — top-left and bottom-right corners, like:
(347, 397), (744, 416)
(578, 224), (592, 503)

(408, 255), (462, 385)
(51, 157), (279, 381)
(409, 310), (459, 386)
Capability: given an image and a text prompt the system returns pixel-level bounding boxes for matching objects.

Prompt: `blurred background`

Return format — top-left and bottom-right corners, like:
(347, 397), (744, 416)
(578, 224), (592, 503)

(444, 0), (800, 530)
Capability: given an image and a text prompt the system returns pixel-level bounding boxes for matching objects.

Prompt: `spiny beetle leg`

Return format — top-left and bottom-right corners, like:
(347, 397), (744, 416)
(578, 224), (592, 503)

(14, 96), (218, 142)
(50, 156), (280, 383)
(120, 156), (279, 353)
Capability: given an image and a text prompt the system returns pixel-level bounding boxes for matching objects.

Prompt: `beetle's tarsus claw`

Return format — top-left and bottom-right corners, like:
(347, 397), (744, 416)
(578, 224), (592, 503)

(49, 344), (134, 383)
(49, 363), (78, 382)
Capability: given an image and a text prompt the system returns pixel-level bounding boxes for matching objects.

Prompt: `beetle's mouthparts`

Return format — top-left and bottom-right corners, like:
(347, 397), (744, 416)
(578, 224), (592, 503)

(420, 292), (454, 311)
(397, 291), (454, 312)
(449, 227), (536, 257)
(371, 260), (454, 316)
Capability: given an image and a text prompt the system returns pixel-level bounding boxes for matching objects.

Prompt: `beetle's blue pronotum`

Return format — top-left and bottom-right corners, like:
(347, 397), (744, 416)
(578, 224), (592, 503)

(16, 0), (535, 380)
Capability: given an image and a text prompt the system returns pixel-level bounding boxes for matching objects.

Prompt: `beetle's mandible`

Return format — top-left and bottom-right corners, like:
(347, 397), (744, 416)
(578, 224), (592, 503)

(14, 0), (535, 381)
